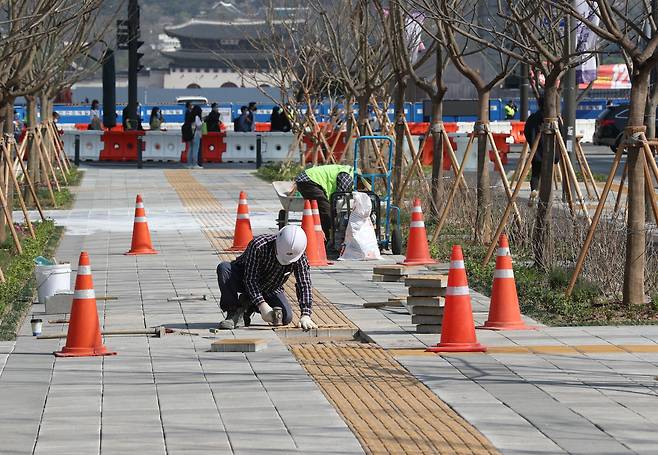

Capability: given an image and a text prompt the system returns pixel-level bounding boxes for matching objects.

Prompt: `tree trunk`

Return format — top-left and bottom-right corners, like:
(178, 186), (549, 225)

(623, 70), (650, 306)
(430, 99), (444, 217)
(644, 82), (657, 222)
(1, 99), (16, 243)
(25, 97), (40, 205)
(393, 79), (406, 205)
(357, 93), (370, 170)
(533, 83), (559, 269)
(475, 91), (492, 244)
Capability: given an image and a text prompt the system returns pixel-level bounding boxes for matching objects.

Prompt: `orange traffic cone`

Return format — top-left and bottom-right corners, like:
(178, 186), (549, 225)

(311, 200), (331, 265)
(401, 198), (436, 266)
(479, 234), (535, 330)
(427, 245), (486, 353)
(229, 191), (254, 251)
(125, 195), (157, 255)
(302, 200), (327, 266)
(55, 252), (116, 357)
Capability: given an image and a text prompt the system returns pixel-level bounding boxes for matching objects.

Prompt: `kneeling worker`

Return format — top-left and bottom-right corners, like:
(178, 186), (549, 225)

(216, 225), (318, 331)
(292, 164), (354, 239)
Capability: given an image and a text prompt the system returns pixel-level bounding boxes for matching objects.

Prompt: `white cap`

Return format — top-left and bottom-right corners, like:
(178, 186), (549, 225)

(275, 225), (307, 265)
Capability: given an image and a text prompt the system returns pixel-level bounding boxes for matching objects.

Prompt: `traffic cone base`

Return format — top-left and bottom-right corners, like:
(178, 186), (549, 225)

(426, 245), (486, 353)
(400, 199), (436, 266)
(126, 195), (158, 255)
(54, 252), (116, 358)
(426, 342), (487, 353)
(229, 191), (253, 251)
(478, 321), (536, 330)
(478, 234), (535, 331)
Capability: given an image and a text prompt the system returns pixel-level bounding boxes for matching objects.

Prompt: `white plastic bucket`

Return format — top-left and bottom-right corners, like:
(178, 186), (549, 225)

(34, 263), (71, 304)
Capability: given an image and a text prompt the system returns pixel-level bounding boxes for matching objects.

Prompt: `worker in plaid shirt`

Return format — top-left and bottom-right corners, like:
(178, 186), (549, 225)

(216, 225), (317, 331)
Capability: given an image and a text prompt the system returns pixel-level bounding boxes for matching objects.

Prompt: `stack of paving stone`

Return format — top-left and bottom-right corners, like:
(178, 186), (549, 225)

(404, 274), (447, 334)
(371, 265), (416, 283)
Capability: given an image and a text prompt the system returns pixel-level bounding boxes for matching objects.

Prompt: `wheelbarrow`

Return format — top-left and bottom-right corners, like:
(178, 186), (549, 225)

(272, 181), (306, 229)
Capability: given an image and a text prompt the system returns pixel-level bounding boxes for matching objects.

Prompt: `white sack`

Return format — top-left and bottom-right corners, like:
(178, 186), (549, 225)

(339, 192), (382, 261)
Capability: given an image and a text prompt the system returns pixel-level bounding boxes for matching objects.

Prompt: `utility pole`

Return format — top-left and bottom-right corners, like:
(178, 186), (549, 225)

(127, 0), (144, 130)
(520, 63), (529, 121)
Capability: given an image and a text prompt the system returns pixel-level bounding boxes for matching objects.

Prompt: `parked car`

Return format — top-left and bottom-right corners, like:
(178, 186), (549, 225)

(594, 104), (658, 152)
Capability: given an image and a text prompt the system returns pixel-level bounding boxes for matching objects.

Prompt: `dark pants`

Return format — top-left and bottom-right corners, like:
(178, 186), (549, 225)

(530, 159), (542, 192)
(296, 180), (331, 239)
(216, 262), (293, 325)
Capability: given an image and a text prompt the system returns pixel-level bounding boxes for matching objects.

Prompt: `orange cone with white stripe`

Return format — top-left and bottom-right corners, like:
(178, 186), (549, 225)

(401, 199), (436, 265)
(311, 200), (331, 265)
(479, 234), (535, 330)
(229, 191), (253, 251)
(301, 200), (327, 266)
(427, 245), (486, 353)
(125, 195), (157, 255)
(55, 252), (116, 357)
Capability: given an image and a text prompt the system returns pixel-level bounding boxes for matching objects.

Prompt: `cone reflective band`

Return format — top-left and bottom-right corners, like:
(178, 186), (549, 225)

(426, 244), (486, 353)
(401, 199), (436, 266)
(311, 200), (331, 266)
(54, 252), (116, 357)
(229, 191), (253, 251)
(125, 194), (158, 255)
(479, 234), (535, 331)
(302, 200), (327, 266)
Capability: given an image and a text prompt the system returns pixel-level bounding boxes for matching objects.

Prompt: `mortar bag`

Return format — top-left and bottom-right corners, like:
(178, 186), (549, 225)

(339, 192), (381, 261)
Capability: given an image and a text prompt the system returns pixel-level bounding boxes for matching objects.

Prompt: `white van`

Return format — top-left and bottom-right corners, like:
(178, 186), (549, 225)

(176, 96), (209, 105)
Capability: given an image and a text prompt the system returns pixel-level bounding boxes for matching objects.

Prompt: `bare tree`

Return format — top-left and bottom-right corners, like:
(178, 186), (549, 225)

(374, 1), (437, 207)
(554, 0), (658, 305)
(413, 0), (515, 243)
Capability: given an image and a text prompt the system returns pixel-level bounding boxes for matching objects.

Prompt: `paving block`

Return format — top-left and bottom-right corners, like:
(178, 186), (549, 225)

(45, 292), (73, 314)
(407, 296), (443, 307)
(372, 274), (403, 283)
(211, 338), (268, 352)
(416, 324), (442, 334)
(405, 274), (447, 288)
(408, 287), (445, 297)
(409, 305), (443, 316)
(412, 315), (443, 325)
(372, 265), (407, 276)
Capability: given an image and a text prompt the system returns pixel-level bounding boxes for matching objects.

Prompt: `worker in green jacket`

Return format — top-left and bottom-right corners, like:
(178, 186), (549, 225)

(292, 164), (354, 239)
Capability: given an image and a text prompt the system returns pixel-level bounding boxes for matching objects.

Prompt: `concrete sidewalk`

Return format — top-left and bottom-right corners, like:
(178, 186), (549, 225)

(1, 165), (657, 455)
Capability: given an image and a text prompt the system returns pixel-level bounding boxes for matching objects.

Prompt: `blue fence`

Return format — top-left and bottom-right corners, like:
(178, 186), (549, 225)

(13, 97), (627, 125)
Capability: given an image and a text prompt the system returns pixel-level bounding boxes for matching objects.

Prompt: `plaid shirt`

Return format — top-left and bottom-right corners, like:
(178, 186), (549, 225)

(295, 170), (312, 184)
(234, 234), (313, 316)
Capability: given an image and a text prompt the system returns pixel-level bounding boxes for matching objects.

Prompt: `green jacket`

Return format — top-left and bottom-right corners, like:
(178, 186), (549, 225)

(304, 164), (352, 198)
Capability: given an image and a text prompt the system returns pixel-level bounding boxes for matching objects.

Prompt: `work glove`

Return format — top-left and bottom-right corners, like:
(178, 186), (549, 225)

(299, 315), (318, 332)
(258, 302), (275, 323)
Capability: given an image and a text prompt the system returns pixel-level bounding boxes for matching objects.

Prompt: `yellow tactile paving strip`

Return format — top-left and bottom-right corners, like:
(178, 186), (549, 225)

(164, 170), (355, 329)
(165, 170), (500, 455)
(292, 343), (499, 455)
(390, 344), (658, 357)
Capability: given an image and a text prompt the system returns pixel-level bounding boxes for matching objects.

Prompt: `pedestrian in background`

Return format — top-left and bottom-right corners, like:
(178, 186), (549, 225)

(235, 105), (251, 132)
(504, 100), (516, 120)
(182, 102), (195, 163)
(205, 102), (223, 133)
(188, 105), (203, 168)
(149, 107), (165, 130)
(89, 100), (102, 130)
(248, 102), (257, 131)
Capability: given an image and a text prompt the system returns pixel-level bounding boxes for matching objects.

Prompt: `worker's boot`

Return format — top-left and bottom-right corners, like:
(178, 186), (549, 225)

(218, 295), (249, 330)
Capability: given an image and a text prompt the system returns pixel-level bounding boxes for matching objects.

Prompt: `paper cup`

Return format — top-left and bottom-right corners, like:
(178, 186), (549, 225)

(31, 318), (43, 336)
